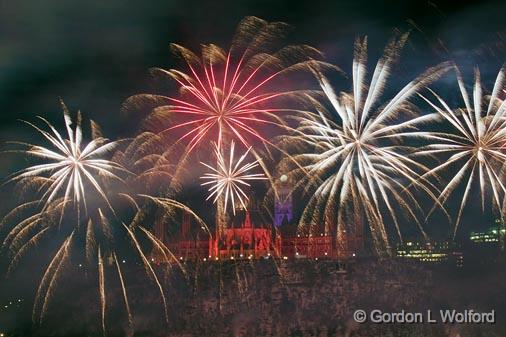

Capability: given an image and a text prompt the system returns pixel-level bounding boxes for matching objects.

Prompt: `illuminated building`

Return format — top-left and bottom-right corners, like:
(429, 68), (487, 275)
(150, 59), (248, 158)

(469, 219), (506, 245)
(215, 209), (275, 259)
(465, 219), (505, 265)
(152, 208), (363, 262)
(151, 174), (364, 262)
(396, 241), (463, 267)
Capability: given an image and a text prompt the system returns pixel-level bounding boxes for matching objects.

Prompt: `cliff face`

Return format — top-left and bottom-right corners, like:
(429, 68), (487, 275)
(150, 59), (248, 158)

(159, 259), (440, 337)
(158, 258), (506, 337)
(11, 258), (505, 337)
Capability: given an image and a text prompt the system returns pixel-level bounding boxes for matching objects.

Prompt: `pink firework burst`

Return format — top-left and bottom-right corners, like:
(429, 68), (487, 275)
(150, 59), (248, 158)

(125, 16), (323, 153)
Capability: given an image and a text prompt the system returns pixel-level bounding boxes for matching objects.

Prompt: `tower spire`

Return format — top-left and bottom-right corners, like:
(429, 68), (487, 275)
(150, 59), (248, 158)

(244, 209), (252, 228)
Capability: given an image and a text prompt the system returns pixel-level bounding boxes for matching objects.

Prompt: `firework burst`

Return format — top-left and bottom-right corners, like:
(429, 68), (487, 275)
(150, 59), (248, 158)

(7, 105), (123, 214)
(1, 105), (131, 330)
(281, 36), (449, 254)
(123, 16), (325, 160)
(201, 142), (266, 214)
(418, 65), (506, 235)
(1, 102), (208, 335)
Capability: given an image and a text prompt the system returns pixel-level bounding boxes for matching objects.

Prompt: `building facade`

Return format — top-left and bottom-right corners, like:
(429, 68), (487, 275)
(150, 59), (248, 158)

(153, 209), (363, 262)
(152, 175), (363, 262)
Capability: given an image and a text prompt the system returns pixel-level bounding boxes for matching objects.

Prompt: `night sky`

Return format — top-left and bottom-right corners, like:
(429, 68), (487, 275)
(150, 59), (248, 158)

(0, 0), (505, 239)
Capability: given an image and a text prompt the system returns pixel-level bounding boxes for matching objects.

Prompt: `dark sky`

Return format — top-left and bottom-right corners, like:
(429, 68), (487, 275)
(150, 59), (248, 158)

(0, 0), (505, 238)
(1, 0), (504, 134)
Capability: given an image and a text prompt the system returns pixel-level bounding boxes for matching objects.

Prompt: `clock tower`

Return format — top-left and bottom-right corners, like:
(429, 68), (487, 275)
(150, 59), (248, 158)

(274, 174), (293, 227)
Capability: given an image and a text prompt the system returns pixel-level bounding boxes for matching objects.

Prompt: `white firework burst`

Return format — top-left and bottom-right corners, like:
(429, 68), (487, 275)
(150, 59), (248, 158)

(201, 141), (266, 214)
(419, 65), (506, 235)
(8, 105), (124, 213)
(283, 36), (448, 253)
(2, 104), (210, 333)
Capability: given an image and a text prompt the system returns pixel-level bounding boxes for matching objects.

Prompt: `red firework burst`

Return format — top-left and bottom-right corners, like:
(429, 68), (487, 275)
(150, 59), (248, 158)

(125, 16), (323, 153)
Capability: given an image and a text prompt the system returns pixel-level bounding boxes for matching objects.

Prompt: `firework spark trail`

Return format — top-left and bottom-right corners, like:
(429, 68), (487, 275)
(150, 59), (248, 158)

(139, 226), (187, 274)
(113, 253), (134, 337)
(282, 36), (449, 253)
(418, 65), (506, 235)
(98, 247), (106, 337)
(123, 223), (169, 326)
(3, 199), (68, 272)
(33, 231), (74, 323)
(137, 194), (212, 236)
(7, 227), (50, 275)
(200, 142), (266, 214)
(86, 219), (96, 267)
